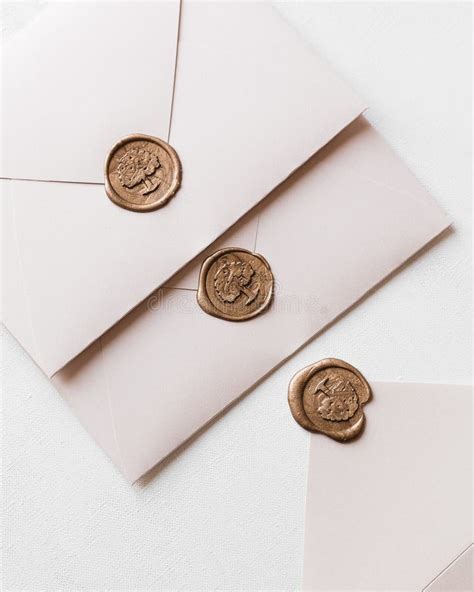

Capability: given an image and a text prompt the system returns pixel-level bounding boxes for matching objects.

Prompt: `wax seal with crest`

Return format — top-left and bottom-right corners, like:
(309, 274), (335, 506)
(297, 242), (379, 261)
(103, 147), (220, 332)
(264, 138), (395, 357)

(197, 247), (274, 321)
(105, 134), (181, 212)
(288, 358), (371, 441)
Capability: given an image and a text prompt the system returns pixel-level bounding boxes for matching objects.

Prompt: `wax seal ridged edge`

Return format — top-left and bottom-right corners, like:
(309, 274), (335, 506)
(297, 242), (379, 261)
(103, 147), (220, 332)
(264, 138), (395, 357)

(104, 133), (182, 213)
(197, 247), (274, 322)
(288, 358), (371, 441)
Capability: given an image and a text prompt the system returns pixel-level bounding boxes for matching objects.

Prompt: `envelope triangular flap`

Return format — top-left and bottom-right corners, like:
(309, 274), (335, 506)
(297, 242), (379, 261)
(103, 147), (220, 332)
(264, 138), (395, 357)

(2, 1), (366, 378)
(1, 1), (181, 183)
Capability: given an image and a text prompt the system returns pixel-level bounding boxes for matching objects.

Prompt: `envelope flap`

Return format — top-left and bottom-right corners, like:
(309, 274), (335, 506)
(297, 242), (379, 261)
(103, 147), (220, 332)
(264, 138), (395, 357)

(2, 2), (366, 378)
(1, 1), (181, 183)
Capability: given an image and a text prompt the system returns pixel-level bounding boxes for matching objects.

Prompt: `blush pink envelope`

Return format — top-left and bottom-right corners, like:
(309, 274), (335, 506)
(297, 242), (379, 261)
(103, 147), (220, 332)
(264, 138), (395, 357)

(1, 0), (366, 377)
(2, 3), (451, 482)
(43, 118), (450, 482)
(302, 382), (472, 592)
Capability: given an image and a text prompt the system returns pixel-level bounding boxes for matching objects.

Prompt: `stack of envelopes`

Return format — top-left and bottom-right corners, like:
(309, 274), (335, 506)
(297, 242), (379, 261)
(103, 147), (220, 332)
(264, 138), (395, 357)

(2, 1), (450, 482)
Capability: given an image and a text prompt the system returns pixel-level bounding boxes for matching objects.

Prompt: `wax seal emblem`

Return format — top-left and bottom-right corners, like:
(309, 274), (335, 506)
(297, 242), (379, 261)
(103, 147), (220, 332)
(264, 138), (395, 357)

(197, 247), (274, 321)
(288, 358), (371, 441)
(105, 134), (181, 212)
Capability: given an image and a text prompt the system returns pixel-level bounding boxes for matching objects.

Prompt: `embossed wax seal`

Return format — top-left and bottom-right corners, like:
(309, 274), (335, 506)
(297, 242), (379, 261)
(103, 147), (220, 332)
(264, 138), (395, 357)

(197, 247), (274, 321)
(105, 134), (181, 212)
(288, 358), (371, 441)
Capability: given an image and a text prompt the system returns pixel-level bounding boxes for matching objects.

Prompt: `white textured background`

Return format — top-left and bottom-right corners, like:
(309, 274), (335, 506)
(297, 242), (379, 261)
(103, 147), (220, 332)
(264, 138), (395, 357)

(1, 1), (472, 590)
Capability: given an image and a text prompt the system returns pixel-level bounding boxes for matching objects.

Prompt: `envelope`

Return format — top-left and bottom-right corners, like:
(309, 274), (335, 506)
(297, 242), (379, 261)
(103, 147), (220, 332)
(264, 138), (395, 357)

(43, 117), (450, 482)
(1, 0), (366, 377)
(2, 2), (451, 483)
(302, 382), (472, 591)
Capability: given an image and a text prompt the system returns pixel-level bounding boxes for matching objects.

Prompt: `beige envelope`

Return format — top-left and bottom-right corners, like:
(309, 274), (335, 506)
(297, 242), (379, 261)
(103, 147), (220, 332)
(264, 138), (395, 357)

(303, 382), (472, 592)
(1, 0), (365, 376)
(47, 118), (451, 482)
(2, 3), (451, 482)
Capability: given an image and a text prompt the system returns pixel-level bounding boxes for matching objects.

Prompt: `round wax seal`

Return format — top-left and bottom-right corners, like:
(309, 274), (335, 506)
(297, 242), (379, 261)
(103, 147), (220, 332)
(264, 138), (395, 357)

(105, 134), (181, 212)
(197, 247), (274, 321)
(288, 358), (371, 441)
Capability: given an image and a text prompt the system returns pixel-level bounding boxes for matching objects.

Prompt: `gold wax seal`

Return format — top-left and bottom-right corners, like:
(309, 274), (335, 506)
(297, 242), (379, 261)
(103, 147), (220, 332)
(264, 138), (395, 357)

(197, 247), (274, 321)
(288, 358), (371, 441)
(105, 134), (181, 212)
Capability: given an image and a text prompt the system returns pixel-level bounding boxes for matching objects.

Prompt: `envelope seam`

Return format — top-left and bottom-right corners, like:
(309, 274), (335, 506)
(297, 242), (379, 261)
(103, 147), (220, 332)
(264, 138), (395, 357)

(166, 0), (183, 143)
(253, 214), (261, 254)
(162, 286), (197, 293)
(331, 161), (446, 212)
(0, 177), (103, 186)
